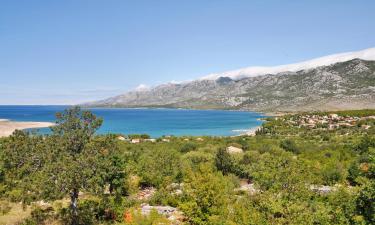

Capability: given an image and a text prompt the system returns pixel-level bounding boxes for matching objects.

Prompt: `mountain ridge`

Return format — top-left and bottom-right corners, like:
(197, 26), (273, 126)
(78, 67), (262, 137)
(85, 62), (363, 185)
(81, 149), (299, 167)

(201, 47), (375, 80)
(86, 49), (375, 112)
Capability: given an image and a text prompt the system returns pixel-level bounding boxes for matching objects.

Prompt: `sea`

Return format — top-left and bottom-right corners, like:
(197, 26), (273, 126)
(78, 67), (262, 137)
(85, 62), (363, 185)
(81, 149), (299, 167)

(0, 105), (266, 137)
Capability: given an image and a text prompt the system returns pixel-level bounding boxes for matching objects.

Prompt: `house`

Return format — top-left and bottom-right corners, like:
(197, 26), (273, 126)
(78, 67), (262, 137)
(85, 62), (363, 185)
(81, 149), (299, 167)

(362, 125), (371, 130)
(196, 137), (204, 141)
(328, 124), (339, 130)
(226, 146), (243, 154)
(144, 138), (156, 142)
(117, 136), (126, 141)
(162, 138), (170, 142)
(131, 139), (141, 144)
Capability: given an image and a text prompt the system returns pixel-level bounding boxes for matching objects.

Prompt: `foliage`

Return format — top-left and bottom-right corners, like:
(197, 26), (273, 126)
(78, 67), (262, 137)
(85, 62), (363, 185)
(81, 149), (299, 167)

(179, 165), (234, 224)
(22, 206), (55, 225)
(138, 147), (181, 187)
(355, 180), (375, 224)
(280, 139), (300, 154)
(180, 142), (198, 153)
(1, 107), (125, 224)
(0, 108), (375, 224)
(128, 134), (150, 139)
(214, 148), (233, 175)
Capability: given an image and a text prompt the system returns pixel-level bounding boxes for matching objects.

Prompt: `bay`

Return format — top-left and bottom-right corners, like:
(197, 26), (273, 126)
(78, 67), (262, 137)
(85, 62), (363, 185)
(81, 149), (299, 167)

(0, 106), (265, 137)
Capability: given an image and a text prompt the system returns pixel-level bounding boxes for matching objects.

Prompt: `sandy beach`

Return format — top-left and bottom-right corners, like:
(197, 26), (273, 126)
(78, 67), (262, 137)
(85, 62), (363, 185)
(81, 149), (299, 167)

(232, 126), (262, 137)
(244, 126), (261, 136)
(0, 119), (55, 137)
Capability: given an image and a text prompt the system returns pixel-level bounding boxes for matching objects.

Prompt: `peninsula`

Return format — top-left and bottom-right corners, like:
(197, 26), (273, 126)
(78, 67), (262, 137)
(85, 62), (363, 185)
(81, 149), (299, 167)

(0, 119), (54, 137)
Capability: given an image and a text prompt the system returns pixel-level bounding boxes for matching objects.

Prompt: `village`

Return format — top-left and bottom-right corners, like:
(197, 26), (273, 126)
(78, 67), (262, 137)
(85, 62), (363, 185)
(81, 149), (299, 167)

(283, 113), (374, 130)
(117, 135), (205, 144)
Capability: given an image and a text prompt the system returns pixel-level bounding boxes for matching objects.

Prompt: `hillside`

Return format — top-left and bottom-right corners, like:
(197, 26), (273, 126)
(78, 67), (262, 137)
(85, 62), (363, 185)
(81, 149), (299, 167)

(2, 108), (375, 224)
(87, 51), (375, 112)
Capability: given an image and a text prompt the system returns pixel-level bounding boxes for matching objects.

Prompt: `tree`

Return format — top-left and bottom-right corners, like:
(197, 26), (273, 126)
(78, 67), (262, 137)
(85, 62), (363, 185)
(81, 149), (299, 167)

(280, 139), (300, 154)
(180, 165), (234, 224)
(138, 147), (181, 187)
(180, 142), (197, 153)
(215, 148), (233, 175)
(356, 180), (375, 224)
(354, 135), (375, 154)
(50, 107), (104, 224)
(2, 107), (124, 225)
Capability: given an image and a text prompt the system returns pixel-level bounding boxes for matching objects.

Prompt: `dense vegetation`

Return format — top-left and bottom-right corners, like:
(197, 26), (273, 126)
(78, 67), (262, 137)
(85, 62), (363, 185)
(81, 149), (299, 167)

(0, 107), (374, 224)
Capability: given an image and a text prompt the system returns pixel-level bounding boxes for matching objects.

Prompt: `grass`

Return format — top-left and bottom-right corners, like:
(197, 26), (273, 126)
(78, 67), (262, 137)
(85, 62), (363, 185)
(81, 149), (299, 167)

(0, 202), (31, 225)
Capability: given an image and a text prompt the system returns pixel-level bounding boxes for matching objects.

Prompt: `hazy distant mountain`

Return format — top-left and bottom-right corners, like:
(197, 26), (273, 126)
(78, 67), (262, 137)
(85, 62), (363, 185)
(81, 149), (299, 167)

(86, 48), (375, 112)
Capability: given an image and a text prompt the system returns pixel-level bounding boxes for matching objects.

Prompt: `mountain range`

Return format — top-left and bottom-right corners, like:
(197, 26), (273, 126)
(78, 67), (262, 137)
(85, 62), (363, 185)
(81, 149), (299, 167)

(86, 48), (375, 112)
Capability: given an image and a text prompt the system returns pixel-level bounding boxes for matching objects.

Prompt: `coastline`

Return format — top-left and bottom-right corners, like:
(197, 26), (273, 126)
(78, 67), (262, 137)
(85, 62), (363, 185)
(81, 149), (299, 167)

(244, 126), (261, 136)
(0, 119), (55, 138)
(0, 106), (266, 137)
(232, 125), (262, 137)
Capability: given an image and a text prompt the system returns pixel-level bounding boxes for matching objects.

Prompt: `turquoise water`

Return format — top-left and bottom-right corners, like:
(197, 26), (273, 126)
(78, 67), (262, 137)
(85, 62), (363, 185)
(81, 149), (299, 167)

(0, 106), (265, 137)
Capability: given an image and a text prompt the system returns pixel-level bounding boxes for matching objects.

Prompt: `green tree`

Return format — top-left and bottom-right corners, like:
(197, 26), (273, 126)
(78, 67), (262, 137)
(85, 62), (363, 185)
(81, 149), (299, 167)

(180, 142), (197, 153)
(356, 180), (375, 224)
(138, 147), (181, 187)
(180, 165), (234, 224)
(355, 135), (375, 154)
(280, 139), (300, 154)
(215, 148), (233, 175)
(2, 107), (124, 225)
(49, 107), (103, 224)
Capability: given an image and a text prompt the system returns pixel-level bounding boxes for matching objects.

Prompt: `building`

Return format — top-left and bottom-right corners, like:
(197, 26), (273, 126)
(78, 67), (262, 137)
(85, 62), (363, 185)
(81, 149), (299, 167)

(131, 139), (141, 144)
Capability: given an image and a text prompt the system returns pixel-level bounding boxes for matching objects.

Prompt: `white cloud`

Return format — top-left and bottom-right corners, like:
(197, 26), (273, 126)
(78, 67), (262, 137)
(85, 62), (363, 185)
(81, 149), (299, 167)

(134, 84), (150, 91)
(201, 47), (375, 80)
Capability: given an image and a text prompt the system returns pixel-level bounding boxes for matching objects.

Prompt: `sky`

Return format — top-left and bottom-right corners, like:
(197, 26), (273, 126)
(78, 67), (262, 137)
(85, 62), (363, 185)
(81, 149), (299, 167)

(1, 0), (374, 105)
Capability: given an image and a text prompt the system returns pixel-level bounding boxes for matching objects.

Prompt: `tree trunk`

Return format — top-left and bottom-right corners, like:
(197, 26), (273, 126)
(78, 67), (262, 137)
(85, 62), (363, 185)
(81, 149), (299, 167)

(70, 188), (79, 225)
(109, 182), (113, 194)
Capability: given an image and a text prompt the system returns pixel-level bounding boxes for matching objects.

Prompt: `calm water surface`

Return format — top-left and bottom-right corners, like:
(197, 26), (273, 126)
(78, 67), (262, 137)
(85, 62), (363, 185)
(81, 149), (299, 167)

(0, 106), (265, 137)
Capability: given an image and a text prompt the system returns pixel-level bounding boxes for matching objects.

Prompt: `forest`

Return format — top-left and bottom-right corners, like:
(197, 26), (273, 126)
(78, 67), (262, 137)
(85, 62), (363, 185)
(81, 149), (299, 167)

(0, 107), (374, 225)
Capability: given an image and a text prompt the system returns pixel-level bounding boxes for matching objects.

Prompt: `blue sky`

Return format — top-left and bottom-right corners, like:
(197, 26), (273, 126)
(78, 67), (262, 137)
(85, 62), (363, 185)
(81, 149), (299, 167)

(1, 0), (374, 104)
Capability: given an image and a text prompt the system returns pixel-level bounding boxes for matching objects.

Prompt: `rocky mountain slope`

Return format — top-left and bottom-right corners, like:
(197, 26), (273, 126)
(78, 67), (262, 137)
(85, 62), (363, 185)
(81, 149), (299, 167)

(87, 50), (375, 112)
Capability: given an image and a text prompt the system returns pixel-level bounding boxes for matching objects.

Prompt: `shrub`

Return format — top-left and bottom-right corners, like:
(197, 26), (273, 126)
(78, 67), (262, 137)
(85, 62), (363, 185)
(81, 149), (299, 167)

(7, 189), (23, 202)
(180, 142), (197, 153)
(22, 206), (55, 225)
(280, 139), (300, 154)
(355, 181), (375, 224)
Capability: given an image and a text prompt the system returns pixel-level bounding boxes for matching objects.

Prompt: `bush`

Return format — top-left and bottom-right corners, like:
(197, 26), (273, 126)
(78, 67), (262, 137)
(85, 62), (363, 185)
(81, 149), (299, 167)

(215, 148), (234, 175)
(280, 139), (300, 154)
(356, 181), (375, 224)
(59, 200), (99, 225)
(22, 206), (55, 225)
(124, 208), (172, 225)
(355, 135), (375, 154)
(322, 164), (343, 185)
(138, 148), (181, 187)
(180, 142), (197, 153)
(182, 151), (214, 169)
(7, 189), (23, 202)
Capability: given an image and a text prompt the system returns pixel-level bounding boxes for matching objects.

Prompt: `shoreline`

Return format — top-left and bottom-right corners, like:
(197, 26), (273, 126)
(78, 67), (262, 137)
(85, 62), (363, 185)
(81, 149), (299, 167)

(243, 126), (261, 136)
(0, 119), (55, 138)
(232, 125), (262, 137)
